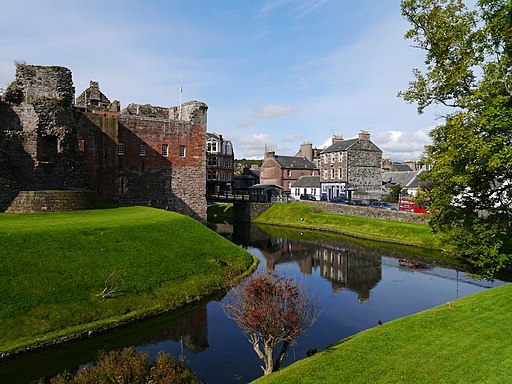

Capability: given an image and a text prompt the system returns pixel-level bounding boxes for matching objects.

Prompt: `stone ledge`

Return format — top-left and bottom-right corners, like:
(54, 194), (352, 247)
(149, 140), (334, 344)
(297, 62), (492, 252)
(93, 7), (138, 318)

(5, 190), (101, 213)
(299, 200), (429, 224)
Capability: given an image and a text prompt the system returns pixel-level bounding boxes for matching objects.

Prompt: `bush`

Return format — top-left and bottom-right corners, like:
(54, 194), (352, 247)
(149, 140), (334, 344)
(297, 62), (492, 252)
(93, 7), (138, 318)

(41, 347), (200, 384)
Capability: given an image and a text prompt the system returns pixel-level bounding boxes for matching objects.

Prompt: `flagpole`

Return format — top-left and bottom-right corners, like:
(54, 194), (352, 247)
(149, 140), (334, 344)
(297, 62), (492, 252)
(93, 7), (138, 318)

(179, 75), (182, 119)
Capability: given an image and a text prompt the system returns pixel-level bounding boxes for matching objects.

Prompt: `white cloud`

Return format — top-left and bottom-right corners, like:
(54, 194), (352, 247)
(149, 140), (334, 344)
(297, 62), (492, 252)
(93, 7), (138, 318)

(319, 137), (333, 149)
(0, 60), (16, 88)
(373, 128), (433, 161)
(283, 133), (304, 142)
(255, 104), (295, 119)
(238, 118), (257, 128)
(232, 133), (273, 159)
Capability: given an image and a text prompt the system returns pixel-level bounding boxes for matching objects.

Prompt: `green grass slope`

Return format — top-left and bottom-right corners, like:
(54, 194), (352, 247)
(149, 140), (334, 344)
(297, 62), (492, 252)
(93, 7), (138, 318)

(254, 283), (512, 384)
(0, 206), (256, 353)
(254, 203), (440, 249)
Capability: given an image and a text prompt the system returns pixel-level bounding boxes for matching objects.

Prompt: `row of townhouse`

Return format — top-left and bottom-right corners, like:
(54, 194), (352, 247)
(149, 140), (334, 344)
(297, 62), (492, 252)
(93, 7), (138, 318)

(259, 130), (383, 201)
(204, 130), (426, 202)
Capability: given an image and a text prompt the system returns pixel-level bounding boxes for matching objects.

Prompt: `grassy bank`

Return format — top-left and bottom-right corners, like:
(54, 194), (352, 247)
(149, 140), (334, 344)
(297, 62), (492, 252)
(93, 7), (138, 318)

(207, 203), (234, 221)
(255, 223), (460, 266)
(0, 206), (257, 354)
(254, 282), (512, 384)
(254, 203), (441, 249)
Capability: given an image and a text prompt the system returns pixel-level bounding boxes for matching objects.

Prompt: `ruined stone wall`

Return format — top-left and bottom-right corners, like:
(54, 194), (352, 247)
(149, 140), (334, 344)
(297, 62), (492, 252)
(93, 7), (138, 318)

(347, 140), (382, 192)
(0, 64), (209, 219)
(0, 64), (91, 211)
(76, 111), (120, 202)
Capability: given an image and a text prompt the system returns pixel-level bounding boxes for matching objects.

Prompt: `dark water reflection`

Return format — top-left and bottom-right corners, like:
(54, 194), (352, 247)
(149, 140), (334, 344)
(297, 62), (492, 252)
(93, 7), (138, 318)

(0, 223), (506, 384)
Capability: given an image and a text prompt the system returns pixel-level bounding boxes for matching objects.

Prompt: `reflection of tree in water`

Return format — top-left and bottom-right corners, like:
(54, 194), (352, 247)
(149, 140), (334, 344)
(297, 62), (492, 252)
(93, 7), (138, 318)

(140, 305), (209, 353)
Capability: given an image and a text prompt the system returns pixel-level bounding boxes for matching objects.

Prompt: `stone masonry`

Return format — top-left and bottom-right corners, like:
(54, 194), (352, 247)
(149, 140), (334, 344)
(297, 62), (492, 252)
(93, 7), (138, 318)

(0, 64), (208, 220)
(0, 64), (91, 211)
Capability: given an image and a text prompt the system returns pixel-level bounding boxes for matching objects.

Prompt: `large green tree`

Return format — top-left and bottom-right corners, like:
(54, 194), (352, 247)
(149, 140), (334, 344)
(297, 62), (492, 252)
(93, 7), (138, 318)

(400, 0), (512, 278)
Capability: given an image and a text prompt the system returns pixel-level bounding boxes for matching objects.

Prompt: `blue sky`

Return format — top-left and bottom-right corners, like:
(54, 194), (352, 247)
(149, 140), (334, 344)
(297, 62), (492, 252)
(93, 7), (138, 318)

(0, 0), (445, 160)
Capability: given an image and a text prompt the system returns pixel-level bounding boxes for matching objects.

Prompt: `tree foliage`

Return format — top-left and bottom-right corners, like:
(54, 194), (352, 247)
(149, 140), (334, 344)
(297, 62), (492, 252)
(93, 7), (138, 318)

(41, 347), (200, 384)
(222, 272), (319, 376)
(400, 0), (512, 278)
(385, 184), (405, 203)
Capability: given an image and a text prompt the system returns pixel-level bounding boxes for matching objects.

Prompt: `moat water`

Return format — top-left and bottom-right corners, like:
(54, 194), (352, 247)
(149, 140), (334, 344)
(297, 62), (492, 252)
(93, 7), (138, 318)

(0, 222), (507, 384)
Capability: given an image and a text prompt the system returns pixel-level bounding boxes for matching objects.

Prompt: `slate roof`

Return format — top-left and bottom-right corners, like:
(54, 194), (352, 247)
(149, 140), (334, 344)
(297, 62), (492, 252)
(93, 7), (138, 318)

(382, 171), (418, 187)
(405, 169), (427, 188)
(249, 183), (283, 190)
(292, 175), (320, 188)
(320, 138), (359, 153)
(206, 132), (232, 142)
(274, 155), (317, 170)
(243, 168), (260, 178)
(393, 164), (415, 172)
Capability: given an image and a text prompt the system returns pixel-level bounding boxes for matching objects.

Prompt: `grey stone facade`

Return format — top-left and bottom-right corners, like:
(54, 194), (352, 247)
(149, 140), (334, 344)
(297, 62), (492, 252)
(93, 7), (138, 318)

(320, 131), (382, 200)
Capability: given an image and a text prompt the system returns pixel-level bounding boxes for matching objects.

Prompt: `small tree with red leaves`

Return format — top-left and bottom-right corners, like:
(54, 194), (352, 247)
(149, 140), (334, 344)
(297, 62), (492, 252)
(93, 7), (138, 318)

(222, 272), (319, 376)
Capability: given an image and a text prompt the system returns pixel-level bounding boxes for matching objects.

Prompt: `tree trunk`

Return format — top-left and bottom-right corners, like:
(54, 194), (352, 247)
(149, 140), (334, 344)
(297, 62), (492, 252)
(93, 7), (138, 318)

(263, 342), (275, 375)
(274, 341), (290, 372)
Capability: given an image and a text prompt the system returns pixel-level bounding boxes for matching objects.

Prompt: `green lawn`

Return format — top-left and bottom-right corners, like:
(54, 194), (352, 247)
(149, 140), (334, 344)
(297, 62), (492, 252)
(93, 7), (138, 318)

(255, 203), (441, 249)
(0, 206), (257, 353)
(207, 203), (234, 221)
(253, 283), (512, 384)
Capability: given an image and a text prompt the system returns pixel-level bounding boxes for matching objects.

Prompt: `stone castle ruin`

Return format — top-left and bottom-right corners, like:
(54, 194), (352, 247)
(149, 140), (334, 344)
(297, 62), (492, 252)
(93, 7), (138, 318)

(0, 63), (207, 220)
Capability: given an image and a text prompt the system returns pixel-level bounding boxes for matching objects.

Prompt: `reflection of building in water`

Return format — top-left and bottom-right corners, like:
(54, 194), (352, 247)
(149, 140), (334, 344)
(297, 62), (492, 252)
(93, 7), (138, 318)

(318, 248), (349, 291)
(316, 248), (381, 302)
(142, 305), (208, 353)
(253, 234), (382, 302)
(215, 224), (383, 302)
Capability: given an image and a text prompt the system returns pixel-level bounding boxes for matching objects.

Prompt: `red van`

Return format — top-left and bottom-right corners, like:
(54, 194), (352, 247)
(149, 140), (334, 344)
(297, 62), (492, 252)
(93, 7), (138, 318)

(399, 196), (430, 214)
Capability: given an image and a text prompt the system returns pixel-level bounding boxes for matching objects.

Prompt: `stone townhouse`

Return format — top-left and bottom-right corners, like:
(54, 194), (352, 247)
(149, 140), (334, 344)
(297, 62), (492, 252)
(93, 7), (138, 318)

(320, 131), (382, 200)
(205, 132), (234, 194)
(0, 64), (208, 220)
(259, 149), (318, 194)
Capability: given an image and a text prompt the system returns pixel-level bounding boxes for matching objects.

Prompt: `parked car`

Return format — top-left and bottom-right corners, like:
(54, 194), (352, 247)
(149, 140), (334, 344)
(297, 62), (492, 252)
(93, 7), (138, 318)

(369, 201), (398, 210)
(329, 196), (350, 204)
(345, 199), (367, 206)
(299, 194), (316, 201)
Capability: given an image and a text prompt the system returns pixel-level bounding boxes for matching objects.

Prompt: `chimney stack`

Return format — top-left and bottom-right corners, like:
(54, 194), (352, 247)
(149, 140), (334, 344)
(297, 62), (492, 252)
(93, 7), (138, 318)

(358, 130), (370, 140)
(300, 141), (313, 162)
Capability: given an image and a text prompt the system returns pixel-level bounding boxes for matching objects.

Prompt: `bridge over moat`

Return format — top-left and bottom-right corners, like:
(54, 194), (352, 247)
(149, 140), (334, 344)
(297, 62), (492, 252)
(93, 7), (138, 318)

(206, 191), (282, 222)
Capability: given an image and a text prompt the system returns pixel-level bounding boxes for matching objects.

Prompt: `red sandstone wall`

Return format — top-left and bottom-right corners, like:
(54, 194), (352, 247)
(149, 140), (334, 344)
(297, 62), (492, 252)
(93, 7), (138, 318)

(77, 111), (120, 202)
(118, 115), (206, 220)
